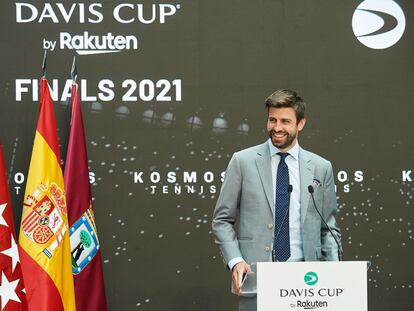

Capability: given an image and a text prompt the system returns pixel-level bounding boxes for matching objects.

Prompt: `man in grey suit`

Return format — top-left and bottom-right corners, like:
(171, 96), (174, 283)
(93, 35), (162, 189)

(212, 89), (342, 311)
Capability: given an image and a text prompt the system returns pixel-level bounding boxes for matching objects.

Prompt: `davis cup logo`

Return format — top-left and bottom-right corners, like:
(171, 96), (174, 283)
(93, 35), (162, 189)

(304, 272), (318, 286)
(352, 0), (406, 49)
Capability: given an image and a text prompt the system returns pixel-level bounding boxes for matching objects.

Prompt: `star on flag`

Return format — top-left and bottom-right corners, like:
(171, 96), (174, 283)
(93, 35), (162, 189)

(0, 272), (21, 310)
(0, 236), (19, 273)
(0, 203), (8, 227)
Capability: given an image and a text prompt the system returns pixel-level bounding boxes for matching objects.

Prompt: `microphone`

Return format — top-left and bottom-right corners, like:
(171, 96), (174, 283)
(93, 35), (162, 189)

(272, 185), (293, 262)
(308, 185), (343, 261)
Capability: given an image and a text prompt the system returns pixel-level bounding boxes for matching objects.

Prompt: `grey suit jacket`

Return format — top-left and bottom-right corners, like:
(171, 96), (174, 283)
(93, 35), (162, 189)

(212, 141), (341, 268)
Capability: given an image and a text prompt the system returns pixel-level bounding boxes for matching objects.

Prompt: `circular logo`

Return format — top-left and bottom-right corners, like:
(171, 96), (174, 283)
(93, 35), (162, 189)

(304, 272), (318, 286)
(352, 0), (405, 49)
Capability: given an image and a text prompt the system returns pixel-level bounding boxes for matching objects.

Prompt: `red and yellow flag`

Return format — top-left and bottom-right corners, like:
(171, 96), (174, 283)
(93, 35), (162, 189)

(18, 78), (76, 311)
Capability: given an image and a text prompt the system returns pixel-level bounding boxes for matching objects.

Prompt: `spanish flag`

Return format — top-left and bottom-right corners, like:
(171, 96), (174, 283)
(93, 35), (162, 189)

(18, 77), (76, 311)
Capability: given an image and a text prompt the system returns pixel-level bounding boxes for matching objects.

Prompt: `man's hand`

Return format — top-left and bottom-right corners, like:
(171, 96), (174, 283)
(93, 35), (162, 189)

(232, 261), (251, 295)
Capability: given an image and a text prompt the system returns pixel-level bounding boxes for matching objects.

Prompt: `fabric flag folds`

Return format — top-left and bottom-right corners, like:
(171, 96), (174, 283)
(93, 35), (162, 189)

(64, 81), (108, 311)
(0, 144), (28, 311)
(18, 78), (76, 311)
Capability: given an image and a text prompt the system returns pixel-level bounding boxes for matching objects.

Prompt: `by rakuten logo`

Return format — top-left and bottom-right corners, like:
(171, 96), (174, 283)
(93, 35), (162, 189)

(42, 32), (138, 55)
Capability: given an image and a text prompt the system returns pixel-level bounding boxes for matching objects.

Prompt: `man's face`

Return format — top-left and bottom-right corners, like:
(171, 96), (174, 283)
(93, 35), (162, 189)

(266, 107), (306, 152)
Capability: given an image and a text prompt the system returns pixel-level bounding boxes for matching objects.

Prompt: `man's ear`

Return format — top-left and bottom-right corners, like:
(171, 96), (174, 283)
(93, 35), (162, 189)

(298, 118), (306, 131)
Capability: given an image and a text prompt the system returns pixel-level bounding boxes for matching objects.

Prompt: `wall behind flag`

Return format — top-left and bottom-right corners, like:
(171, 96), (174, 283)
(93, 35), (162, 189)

(1, 0), (414, 310)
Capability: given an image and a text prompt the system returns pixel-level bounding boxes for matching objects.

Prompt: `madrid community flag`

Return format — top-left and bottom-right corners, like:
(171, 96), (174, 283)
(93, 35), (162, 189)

(64, 81), (108, 311)
(18, 77), (76, 311)
(0, 144), (28, 310)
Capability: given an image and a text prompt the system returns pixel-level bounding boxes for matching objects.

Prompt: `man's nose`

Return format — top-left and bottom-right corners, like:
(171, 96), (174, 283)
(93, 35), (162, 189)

(273, 121), (282, 132)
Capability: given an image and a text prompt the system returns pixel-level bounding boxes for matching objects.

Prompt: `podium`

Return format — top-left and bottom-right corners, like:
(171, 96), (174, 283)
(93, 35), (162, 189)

(240, 261), (368, 311)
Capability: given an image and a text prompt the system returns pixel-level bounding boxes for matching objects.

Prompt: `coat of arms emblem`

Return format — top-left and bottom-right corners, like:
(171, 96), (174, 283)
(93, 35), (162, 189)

(22, 182), (68, 258)
(70, 207), (100, 274)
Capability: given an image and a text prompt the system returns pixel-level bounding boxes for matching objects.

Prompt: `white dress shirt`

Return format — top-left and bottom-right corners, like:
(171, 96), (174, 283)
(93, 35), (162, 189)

(268, 139), (304, 262)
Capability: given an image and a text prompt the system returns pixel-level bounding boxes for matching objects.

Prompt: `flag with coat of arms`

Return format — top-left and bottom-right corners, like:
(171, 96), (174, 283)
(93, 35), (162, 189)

(64, 64), (108, 311)
(18, 76), (76, 311)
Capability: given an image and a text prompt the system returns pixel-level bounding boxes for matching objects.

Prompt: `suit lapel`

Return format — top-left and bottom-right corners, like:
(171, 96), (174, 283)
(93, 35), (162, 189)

(255, 142), (275, 217)
(299, 148), (314, 226)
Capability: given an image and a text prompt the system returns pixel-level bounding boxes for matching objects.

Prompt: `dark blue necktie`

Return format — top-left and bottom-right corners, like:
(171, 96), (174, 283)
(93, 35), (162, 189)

(274, 152), (290, 262)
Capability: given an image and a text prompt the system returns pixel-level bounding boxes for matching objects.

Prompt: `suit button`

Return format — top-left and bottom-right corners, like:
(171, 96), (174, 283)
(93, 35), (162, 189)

(267, 223), (273, 229)
(265, 246), (270, 252)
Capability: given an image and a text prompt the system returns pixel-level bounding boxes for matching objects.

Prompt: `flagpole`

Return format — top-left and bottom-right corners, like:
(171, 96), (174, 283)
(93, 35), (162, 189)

(41, 50), (47, 78)
(71, 56), (77, 83)
(70, 56), (78, 125)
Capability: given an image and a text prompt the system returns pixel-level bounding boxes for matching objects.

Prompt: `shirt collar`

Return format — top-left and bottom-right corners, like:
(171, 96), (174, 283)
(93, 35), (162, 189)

(267, 138), (299, 160)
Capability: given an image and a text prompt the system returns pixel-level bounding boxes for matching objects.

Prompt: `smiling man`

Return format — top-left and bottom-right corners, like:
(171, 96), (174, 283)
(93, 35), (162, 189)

(212, 89), (342, 311)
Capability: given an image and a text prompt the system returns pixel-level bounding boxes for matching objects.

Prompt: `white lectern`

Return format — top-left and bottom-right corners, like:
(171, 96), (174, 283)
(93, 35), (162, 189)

(241, 261), (368, 311)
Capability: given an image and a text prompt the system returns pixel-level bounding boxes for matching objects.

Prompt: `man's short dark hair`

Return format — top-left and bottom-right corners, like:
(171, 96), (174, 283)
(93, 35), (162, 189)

(264, 89), (306, 122)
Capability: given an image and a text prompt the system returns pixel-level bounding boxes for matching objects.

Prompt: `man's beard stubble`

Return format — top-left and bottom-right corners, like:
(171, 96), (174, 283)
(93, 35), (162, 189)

(269, 130), (297, 150)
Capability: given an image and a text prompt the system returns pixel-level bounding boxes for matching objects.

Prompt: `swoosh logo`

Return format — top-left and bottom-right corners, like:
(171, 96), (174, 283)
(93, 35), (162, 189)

(304, 272), (318, 285)
(305, 275), (317, 283)
(356, 9), (399, 37)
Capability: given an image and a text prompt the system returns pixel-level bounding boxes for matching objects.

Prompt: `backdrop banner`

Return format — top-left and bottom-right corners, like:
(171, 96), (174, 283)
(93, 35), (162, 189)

(0, 1), (413, 310)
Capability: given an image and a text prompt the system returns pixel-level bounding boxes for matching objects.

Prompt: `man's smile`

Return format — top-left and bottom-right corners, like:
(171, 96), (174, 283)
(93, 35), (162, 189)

(272, 132), (287, 139)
